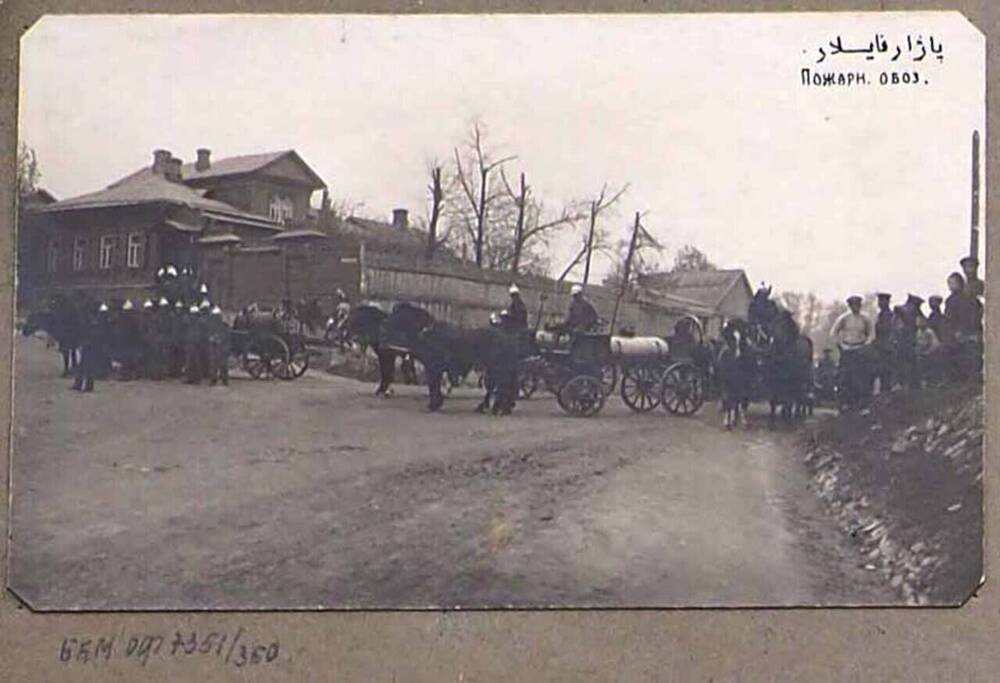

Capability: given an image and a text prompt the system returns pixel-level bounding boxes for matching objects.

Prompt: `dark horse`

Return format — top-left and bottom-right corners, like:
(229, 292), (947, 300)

(410, 321), (520, 414)
(746, 286), (815, 427)
(21, 295), (89, 376)
(343, 302), (432, 397)
(717, 320), (757, 429)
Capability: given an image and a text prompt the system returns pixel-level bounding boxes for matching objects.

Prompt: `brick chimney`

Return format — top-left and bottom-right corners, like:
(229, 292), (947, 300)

(152, 149), (172, 175)
(195, 148), (211, 171)
(392, 208), (409, 229)
(165, 156), (183, 182)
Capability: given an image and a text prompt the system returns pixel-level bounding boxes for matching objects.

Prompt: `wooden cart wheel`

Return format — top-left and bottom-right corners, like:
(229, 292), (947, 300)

(557, 374), (606, 417)
(600, 363), (618, 396)
(270, 337), (296, 380)
(620, 365), (663, 413)
(659, 362), (705, 416)
(243, 334), (287, 380)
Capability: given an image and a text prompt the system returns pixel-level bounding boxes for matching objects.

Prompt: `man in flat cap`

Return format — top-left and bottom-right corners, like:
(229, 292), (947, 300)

(830, 295), (873, 410)
(960, 256), (983, 299)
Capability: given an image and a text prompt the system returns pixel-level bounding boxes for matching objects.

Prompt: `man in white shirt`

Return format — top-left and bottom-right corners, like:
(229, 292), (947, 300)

(830, 295), (873, 410)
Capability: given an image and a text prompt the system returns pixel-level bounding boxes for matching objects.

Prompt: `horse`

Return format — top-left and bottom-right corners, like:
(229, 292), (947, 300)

(747, 286), (814, 427)
(717, 320), (757, 429)
(410, 321), (520, 414)
(21, 295), (88, 376)
(344, 302), (433, 396)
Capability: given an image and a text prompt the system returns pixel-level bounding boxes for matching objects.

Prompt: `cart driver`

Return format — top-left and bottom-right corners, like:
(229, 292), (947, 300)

(563, 284), (599, 335)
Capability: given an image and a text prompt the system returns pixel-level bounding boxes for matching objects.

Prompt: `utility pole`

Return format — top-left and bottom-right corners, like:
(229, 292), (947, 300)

(581, 199), (598, 286)
(610, 211), (641, 333)
(970, 129), (980, 260)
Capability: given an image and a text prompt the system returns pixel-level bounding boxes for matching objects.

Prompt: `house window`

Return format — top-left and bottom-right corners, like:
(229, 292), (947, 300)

(99, 235), (116, 270)
(72, 238), (87, 272)
(46, 240), (59, 273)
(127, 233), (145, 269)
(269, 195), (294, 224)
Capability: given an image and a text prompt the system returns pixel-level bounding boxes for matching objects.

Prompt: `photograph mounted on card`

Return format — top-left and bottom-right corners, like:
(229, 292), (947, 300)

(8, 12), (984, 610)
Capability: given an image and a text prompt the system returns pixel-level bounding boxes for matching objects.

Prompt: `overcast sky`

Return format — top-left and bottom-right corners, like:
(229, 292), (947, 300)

(19, 13), (984, 301)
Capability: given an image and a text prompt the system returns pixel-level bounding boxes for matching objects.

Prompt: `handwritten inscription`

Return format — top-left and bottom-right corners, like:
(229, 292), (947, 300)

(57, 627), (280, 669)
(812, 34), (945, 64)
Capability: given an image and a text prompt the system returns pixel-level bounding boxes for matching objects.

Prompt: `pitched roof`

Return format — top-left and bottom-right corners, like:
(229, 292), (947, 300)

(181, 150), (326, 189)
(35, 148), (326, 219)
(34, 171), (246, 215)
(639, 269), (750, 309)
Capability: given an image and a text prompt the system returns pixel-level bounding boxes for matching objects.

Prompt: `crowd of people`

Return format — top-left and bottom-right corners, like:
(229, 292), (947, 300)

(68, 265), (232, 392)
(825, 255), (984, 409)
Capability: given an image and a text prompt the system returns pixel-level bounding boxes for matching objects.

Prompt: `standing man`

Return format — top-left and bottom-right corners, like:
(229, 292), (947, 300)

(894, 294), (924, 390)
(117, 299), (143, 381)
(505, 284), (528, 331)
(960, 256), (983, 299)
(206, 306), (232, 386)
(169, 300), (186, 377)
(944, 272), (980, 381)
(73, 303), (109, 393)
(184, 305), (206, 385)
(927, 295), (945, 340)
(872, 292), (895, 393)
(829, 295), (873, 410)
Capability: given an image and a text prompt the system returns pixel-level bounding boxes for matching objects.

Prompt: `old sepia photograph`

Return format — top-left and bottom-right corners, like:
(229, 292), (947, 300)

(8, 13), (985, 610)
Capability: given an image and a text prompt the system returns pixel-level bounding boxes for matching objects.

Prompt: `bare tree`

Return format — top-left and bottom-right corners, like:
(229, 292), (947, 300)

(452, 120), (515, 267)
(425, 163), (450, 259)
(500, 169), (587, 276)
(328, 196), (368, 220)
(580, 183), (629, 285)
(17, 142), (41, 197)
(671, 244), (716, 272)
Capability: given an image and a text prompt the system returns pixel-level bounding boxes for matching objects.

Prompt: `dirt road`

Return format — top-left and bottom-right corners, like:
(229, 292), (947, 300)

(8, 337), (889, 609)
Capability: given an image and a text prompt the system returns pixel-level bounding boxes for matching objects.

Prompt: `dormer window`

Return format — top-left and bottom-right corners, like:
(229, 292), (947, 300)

(269, 194), (294, 224)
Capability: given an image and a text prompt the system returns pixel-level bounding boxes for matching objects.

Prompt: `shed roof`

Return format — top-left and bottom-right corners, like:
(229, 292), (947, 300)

(639, 269), (751, 310)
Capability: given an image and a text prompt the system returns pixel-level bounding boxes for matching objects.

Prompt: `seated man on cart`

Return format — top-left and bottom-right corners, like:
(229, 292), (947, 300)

(549, 284), (600, 343)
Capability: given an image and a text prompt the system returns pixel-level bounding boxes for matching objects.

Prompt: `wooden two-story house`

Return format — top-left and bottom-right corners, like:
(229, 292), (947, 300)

(20, 148), (327, 305)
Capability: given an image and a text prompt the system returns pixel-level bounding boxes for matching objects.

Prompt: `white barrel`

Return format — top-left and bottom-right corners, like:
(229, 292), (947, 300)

(534, 330), (563, 348)
(609, 336), (670, 360)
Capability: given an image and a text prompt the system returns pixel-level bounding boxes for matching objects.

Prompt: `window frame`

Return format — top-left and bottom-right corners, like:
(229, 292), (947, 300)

(99, 235), (115, 270)
(46, 239), (59, 274)
(126, 232), (145, 269)
(72, 237), (87, 272)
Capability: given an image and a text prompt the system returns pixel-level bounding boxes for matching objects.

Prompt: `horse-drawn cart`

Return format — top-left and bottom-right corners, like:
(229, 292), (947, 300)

(520, 327), (706, 418)
(230, 310), (310, 381)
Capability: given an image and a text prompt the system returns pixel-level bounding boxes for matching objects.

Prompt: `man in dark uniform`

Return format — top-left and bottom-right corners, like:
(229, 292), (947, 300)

(184, 304), (207, 384)
(960, 256), (983, 299)
(893, 295), (923, 390)
(872, 292), (894, 392)
(142, 298), (168, 380)
(944, 272), (980, 381)
(116, 299), (143, 381)
(563, 284), (599, 334)
(169, 300), (186, 377)
(73, 303), (109, 392)
(505, 284), (529, 330)
(206, 306), (232, 386)
(927, 295), (945, 340)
